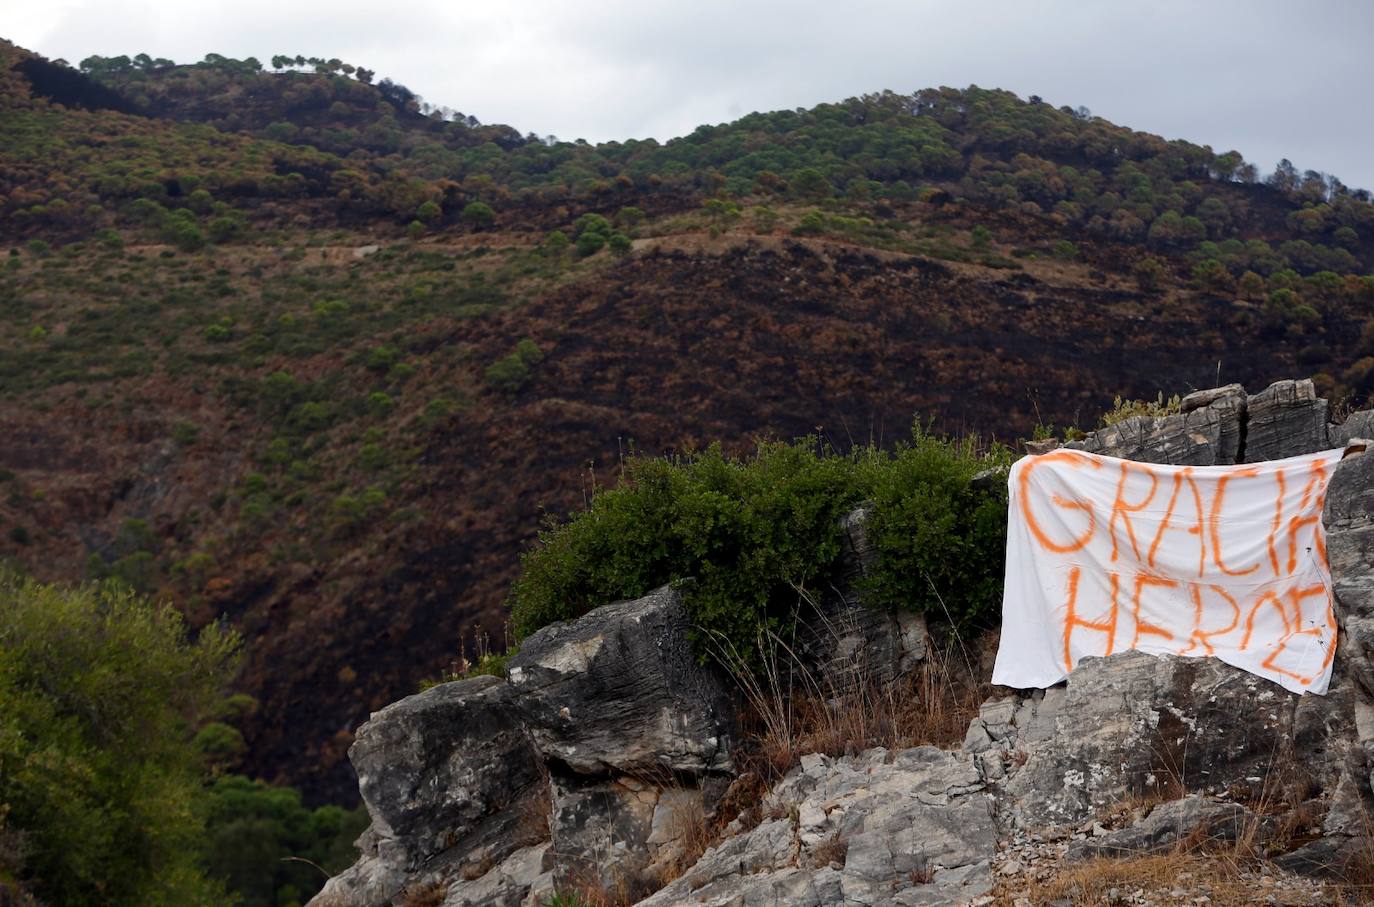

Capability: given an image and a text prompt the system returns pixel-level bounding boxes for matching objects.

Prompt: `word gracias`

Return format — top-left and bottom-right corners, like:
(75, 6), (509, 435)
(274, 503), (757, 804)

(994, 448), (1342, 694)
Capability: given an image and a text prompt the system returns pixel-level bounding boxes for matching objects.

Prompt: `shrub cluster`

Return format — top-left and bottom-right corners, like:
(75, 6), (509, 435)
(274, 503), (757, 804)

(509, 426), (1011, 658)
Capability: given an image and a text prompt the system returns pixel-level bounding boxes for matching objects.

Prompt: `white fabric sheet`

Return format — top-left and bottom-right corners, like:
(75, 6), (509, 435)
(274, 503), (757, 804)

(992, 447), (1343, 695)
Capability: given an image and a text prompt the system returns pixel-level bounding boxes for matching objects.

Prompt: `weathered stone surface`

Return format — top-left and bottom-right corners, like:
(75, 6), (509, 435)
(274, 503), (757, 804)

(1069, 385), (1246, 465)
(1180, 382), (1246, 413)
(997, 651), (1354, 826)
(1331, 409), (1374, 448)
(311, 676), (545, 906)
(1324, 451), (1374, 700)
(441, 843), (548, 907)
(507, 585), (735, 777)
(1066, 795), (1255, 860)
(638, 746), (995, 907)
(1244, 379), (1331, 462)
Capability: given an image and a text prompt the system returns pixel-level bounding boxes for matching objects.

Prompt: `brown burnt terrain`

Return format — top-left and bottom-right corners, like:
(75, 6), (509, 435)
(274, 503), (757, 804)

(8, 233), (1318, 803)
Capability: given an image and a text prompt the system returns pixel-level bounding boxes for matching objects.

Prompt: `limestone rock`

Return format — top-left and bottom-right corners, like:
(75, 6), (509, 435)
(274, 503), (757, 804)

(1330, 409), (1374, 448)
(1066, 796), (1255, 860)
(312, 676), (545, 906)
(1243, 379), (1330, 463)
(539, 763), (728, 895)
(999, 651), (1354, 826)
(1324, 451), (1374, 700)
(507, 584), (735, 777)
(441, 843), (548, 907)
(637, 746), (996, 907)
(795, 507), (929, 689)
(1069, 384), (1245, 465)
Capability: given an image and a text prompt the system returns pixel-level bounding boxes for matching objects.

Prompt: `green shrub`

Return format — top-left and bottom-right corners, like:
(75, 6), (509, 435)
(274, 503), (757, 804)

(200, 775), (366, 907)
(509, 427), (1008, 660)
(856, 431), (1011, 626)
(793, 211), (826, 236)
(461, 201), (495, 228)
(575, 231), (606, 257)
(1100, 391), (1183, 426)
(0, 574), (240, 906)
(544, 230), (570, 254)
(485, 339), (544, 393)
(484, 355), (530, 393)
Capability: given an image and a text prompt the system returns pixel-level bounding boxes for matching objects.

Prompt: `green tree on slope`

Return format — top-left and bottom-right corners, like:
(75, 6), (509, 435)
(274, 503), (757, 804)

(0, 574), (240, 906)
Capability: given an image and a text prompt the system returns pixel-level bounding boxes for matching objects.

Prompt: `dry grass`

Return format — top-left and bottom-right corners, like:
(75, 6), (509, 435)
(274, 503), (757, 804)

(650, 791), (715, 888)
(1019, 818), (1331, 907)
(715, 612), (988, 790)
(544, 873), (640, 907)
(808, 831), (849, 869)
(396, 881), (447, 907)
(1013, 794), (1374, 907)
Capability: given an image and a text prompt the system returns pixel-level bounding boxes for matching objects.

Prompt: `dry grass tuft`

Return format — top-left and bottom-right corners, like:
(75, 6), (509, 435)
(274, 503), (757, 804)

(808, 831), (849, 869)
(714, 605), (989, 793)
(651, 792), (715, 888)
(397, 881), (447, 907)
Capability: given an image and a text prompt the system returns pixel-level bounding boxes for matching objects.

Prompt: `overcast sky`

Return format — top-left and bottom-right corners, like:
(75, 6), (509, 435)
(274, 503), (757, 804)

(8, 0), (1374, 189)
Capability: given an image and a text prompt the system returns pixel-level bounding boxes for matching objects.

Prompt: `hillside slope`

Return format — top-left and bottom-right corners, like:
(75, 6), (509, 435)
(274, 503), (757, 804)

(3, 42), (1374, 801)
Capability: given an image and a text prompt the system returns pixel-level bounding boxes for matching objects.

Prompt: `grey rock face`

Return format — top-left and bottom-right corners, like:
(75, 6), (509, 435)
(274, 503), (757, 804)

(1069, 383), (1246, 465)
(1324, 451), (1374, 700)
(507, 584), (735, 777)
(995, 651), (1354, 826)
(440, 844), (548, 907)
(1065, 795), (1255, 860)
(350, 676), (540, 864)
(1331, 409), (1374, 448)
(637, 747), (996, 907)
(312, 676), (546, 906)
(1244, 379), (1331, 463)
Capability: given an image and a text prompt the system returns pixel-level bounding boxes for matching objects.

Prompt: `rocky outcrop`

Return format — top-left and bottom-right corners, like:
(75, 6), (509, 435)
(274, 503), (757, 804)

(972, 650), (1358, 825)
(314, 380), (1374, 906)
(314, 676), (546, 906)
(1325, 449), (1374, 702)
(637, 747), (996, 907)
(1069, 378), (1337, 466)
(1244, 378), (1332, 463)
(507, 584), (737, 894)
(314, 585), (739, 907)
(507, 584), (734, 777)
(1070, 382), (1247, 465)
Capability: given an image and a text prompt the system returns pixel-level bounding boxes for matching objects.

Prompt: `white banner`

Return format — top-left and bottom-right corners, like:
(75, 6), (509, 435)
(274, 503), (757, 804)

(993, 447), (1344, 695)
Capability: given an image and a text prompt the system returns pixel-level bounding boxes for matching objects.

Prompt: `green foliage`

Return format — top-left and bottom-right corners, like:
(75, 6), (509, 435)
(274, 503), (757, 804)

(856, 430), (1011, 625)
(1100, 392), (1183, 426)
(572, 213), (613, 257)
(544, 229), (570, 254)
(199, 775), (366, 907)
(543, 894), (595, 907)
(509, 427), (1008, 659)
(460, 201), (495, 228)
(0, 574), (240, 907)
(1049, 239), (1078, 261)
(1132, 256), (1168, 292)
(485, 338), (544, 393)
(415, 200), (442, 224)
